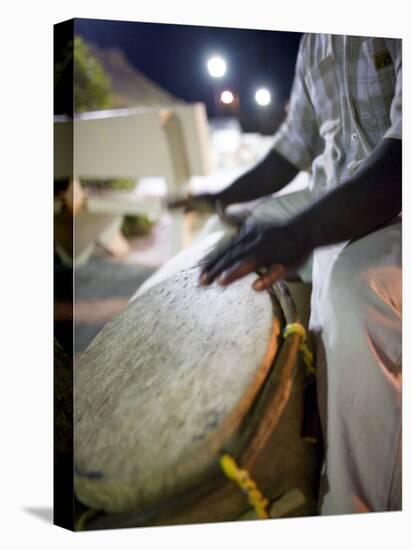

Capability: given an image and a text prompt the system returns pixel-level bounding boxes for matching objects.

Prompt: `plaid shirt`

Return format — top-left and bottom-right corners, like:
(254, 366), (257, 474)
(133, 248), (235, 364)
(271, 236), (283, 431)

(272, 34), (402, 195)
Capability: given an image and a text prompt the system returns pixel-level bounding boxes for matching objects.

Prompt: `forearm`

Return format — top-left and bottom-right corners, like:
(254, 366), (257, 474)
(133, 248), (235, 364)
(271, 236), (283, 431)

(218, 147), (299, 206)
(292, 138), (402, 248)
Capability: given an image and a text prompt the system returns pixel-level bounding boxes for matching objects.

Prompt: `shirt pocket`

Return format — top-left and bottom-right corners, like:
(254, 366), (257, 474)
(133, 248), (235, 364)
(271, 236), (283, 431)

(354, 38), (396, 130)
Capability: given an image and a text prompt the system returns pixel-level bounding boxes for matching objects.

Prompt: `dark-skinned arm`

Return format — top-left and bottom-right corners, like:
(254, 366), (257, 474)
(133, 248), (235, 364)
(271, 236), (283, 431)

(200, 138), (401, 289)
(297, 137), (401, 248)
(218, 147), (299, 206)
(167, 147), (299, 211)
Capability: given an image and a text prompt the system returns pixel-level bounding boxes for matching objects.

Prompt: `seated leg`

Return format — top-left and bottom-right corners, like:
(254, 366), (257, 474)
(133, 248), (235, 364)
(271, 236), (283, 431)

(313, 221), (402, 514)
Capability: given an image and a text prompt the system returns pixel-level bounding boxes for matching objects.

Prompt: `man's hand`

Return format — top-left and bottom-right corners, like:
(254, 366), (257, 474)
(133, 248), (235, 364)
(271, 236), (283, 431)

(166, 192), (223, 214)
(167, 149), (300, 215)
(167, 191), (242, 228)
(198, 138), (401, 292)
(199, 218), (312, 291)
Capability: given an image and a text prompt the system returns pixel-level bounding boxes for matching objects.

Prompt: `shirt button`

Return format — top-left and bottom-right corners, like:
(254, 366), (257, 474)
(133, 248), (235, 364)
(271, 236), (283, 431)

(351, 132), (358, 142)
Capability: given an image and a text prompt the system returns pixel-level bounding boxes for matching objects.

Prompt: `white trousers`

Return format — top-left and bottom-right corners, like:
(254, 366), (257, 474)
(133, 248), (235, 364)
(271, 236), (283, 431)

(314, 220), (402, 514)
(200, 189), (402, 514)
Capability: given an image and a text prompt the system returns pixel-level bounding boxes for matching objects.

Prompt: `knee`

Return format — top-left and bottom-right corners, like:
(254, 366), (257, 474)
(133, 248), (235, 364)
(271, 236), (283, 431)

(324, 225), (402, 327)
(325, 243), (401, 332)
(320, 244), (402, 384)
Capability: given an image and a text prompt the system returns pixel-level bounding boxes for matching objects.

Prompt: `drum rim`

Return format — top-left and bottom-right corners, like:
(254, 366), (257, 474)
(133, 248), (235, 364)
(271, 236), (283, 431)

(75, 280), (307, 530)
(74, 270), (281, 512)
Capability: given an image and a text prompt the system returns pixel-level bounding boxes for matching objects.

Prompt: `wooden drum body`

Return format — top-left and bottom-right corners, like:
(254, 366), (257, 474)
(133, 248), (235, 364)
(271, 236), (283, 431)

(74, 235), (321, 529)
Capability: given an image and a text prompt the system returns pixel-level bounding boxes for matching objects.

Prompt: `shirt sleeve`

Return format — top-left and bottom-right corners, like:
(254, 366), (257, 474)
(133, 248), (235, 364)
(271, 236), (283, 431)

(383, 40), (402, 140)
(272, 35), (321, 171)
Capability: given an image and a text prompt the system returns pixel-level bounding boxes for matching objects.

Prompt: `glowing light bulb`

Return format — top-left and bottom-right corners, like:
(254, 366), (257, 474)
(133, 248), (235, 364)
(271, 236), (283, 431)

(255, 88), (271, 106)
(207, 56), (227, 78)
(220, 90), (234, 104)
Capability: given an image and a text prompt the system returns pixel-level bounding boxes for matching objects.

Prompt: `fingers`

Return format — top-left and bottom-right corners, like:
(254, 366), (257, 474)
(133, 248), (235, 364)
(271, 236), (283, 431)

(200, 241), (256, 285)
(217, 259), (258, 286)
(201, 259), (286, 290)
(166, 194), (190, 209)
(199, 230), (252, 276)
(166, 195), (198, 213)
(198, 236), (234, 271)
(252, 264), (287, 291)
(167, 193), (217, 214)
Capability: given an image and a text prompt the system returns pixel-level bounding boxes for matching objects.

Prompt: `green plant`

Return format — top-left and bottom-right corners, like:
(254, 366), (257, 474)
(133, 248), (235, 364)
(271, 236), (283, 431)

(80, 178), (137, 191)
(73, 36), (113, 112)
(121, 214), (155, 238)
(55, 36), (114, 113)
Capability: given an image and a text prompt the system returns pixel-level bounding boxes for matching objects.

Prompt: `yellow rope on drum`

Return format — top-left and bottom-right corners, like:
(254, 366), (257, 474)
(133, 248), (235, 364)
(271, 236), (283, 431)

(282, 322), (316, 376)
(220, 324), (315, 519)
(220, 454), (269, 519)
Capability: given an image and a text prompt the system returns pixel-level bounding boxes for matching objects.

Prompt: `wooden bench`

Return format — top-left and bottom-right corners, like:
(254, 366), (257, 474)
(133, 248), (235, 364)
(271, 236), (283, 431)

(54, 104), (210, 265)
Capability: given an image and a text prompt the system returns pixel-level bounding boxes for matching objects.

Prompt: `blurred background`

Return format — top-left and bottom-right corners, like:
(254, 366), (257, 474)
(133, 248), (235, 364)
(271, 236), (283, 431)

(54, 19), (308, 363)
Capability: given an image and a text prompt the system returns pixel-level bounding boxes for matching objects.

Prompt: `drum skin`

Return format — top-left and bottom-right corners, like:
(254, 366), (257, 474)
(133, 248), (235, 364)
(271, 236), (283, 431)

(74, 267), (281, 516)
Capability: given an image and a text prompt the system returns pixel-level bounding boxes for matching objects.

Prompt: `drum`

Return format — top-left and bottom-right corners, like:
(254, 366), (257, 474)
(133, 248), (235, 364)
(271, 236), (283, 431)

(74, 247), (321, 530)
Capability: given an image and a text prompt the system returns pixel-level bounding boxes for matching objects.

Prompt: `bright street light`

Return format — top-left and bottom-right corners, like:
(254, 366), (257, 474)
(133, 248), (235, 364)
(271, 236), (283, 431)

(207, 56), (227, 78)
(255, 88), (271, 106)
(220, 90), (234, 104)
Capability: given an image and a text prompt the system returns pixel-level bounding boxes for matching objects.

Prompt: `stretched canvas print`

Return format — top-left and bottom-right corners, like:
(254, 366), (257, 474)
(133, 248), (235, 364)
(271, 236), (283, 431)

(54, 18), (402, 531)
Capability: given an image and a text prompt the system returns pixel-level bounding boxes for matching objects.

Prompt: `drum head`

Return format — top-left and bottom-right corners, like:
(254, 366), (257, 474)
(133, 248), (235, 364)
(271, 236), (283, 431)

(131, 230), (229, 300)
(74, 267), (280, 514)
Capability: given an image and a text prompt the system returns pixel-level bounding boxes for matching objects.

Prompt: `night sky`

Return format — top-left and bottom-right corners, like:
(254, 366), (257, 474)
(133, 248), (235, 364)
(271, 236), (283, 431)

(75, 18), (302, 131)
